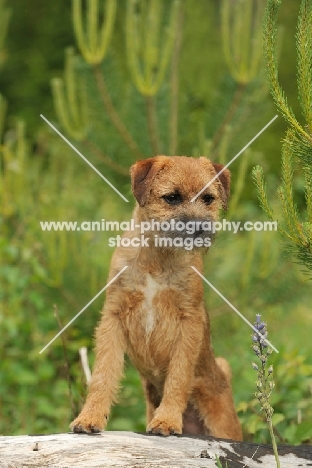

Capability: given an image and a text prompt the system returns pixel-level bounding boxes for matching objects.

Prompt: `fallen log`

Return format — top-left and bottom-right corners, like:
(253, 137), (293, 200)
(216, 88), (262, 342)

(0, 431), (311, 467)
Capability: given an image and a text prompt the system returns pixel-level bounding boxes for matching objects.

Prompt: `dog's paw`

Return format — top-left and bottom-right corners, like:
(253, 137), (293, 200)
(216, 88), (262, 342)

(147, 416), (182, 436)
(70, 414), (107, 434)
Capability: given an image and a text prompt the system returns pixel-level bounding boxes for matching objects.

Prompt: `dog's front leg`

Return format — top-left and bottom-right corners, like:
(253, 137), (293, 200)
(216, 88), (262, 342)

(70, 310), (126, 433)
(147, 316), (203, 436)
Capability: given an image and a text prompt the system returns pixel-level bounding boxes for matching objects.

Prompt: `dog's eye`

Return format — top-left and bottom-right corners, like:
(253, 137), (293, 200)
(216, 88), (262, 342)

(202, 194), (215, 205)
(162, 192), (182, 205)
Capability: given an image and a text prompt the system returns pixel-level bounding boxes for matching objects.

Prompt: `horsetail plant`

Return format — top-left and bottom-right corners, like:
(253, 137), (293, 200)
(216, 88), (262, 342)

(252, 314), (280, 468)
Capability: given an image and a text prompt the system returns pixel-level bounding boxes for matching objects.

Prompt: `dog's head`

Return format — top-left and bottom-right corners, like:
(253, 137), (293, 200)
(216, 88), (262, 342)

(130, 155), (230, 243)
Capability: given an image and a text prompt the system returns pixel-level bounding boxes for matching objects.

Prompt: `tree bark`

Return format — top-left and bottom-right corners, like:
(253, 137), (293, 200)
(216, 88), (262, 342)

(0, 431), (311, 467)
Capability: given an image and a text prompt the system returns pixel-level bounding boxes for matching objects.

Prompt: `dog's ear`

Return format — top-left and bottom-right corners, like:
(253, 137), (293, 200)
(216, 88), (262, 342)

(212, 163), (231, 210)
(130, 156), (169, 206)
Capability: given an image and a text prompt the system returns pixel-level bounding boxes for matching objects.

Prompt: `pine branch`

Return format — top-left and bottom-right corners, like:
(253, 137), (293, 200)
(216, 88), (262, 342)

(252, 165), (275, 221)
(228, 148), (250, 213)
(145, 95), (161, 155)
(82, 139), (129, 176)
(93, 64), (143, 160)
(288, 242), (312, 275)
(263, 0), (312, 142)
(126, 0), (179, 96)
(51, 48), (88, 142)
(169, 1), (183, 156)
(278, 129), (303, 244)
(210, 83), (245, 153)
(296, 0), (312, 130)
(304, 170), (312, 223)
(221, 0), (263, 84)
(252, 165), (292, 241)
(283, 129), (312, 169)
(257, 0), (312, 275)
(72, 0), (117, 65)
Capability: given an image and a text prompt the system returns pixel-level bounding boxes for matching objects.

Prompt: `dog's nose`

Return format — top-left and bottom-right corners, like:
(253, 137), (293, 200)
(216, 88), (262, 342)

(194, 228), (204, 237)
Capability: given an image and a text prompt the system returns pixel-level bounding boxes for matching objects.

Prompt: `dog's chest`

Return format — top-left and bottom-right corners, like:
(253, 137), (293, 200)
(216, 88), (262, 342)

(141, 275), (163, 334)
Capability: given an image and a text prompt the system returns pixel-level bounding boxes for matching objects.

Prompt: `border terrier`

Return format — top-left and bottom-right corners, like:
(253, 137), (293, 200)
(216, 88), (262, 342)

(71, 155), (242, 440)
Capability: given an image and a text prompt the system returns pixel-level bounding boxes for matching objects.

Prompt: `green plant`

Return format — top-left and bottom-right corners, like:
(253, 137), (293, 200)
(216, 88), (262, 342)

(215, 455), (228, 468)
(51, 47), (88, 142)
(1, 0), (311, 439)
(251, 314), (280, 467)
(0, 0), (11, 66)
(221, 0), (264, 85)
(253, 0), (312, 274)
(237, 348), (312, 445)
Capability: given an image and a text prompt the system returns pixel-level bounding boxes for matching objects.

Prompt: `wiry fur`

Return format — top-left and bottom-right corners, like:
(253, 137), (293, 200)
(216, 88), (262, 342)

(70, 156), (242, 440)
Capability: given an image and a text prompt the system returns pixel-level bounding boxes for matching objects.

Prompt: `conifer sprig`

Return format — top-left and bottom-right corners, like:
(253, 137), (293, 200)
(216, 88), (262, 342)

(263, 0), (311, 142)
(254, 0), (312, 274)
(296, 0), (312, 130)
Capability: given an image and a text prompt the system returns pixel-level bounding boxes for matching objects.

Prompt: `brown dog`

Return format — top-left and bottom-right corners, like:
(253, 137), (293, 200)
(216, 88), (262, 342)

(70, 155), (242, 440)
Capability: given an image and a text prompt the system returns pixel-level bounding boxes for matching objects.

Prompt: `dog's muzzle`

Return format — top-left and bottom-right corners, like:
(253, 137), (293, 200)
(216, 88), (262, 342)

(159, 217), (215, 240)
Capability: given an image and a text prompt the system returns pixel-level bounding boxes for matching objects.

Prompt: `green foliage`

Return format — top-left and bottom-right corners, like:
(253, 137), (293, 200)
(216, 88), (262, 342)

(254, 0), (312, 273)
(221, 0), (264, 84)
(297, 0), (312, 128)
(0, 0), (11, 66)
(0, 102), (125, 433)
(51, 47), (88, 141)
(0, 93), (7, 138)
(251, 316), (281, 468)
(215, 455), (228, 468)
(0, 0), (311, 445)
(263, 0), (306, 137)
(238, 350), (312, 445)
(50, 0), (274, 172)
(72, 0), (117, 65)
(126, 0), (179, 96)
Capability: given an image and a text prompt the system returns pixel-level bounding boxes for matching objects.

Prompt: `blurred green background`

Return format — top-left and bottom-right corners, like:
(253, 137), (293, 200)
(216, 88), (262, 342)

(0, 0), (311, 445)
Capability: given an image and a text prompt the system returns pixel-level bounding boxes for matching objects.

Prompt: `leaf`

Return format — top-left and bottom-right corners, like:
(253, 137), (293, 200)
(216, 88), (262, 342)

(236, 401), (248, 413)
(271, 413), (285, 426)
(246, 414), (267, 435)
(294, 421), (312, 442)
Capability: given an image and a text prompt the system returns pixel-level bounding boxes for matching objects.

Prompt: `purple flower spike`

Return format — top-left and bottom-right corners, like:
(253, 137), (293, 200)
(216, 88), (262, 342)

(254, 315), (267, 337)
(252, 314), (272, 359)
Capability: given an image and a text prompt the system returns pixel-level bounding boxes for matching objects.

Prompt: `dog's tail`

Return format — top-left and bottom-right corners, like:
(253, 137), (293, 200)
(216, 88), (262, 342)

(215, 356), (232, 384)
